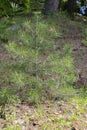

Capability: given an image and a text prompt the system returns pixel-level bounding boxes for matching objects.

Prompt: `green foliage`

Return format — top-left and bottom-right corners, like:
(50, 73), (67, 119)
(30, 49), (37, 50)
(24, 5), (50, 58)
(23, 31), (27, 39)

(0, 0), (31, 16)
(82, 28), (87, 46)
(5, 125), (21, 130)
(0, 88), (20, 119)
(30, 0), (45, 11)
(4, 15), (77, 104)
(0, 12), (87, 130)
(10, 2), (23, 14)
(0, 0), (12, 16)
(82, 39), (87, 46)
(0, 88), (20, 105)
(24, 0), (30, 13)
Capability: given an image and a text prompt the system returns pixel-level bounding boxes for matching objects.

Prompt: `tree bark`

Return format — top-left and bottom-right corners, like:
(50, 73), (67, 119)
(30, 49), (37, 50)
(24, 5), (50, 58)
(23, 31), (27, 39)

(67, 0), (76, 18)
(44, 0), (60, 14)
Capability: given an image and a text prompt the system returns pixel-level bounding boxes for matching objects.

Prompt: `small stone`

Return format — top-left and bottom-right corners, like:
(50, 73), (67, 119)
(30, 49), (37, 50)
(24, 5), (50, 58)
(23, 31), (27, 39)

(14, 119), (25, 125)
(6, 24), (21, 31)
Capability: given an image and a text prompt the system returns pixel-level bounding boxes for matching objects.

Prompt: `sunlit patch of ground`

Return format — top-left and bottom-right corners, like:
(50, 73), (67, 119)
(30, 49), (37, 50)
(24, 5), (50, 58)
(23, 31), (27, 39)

(0, 99), (87, 130)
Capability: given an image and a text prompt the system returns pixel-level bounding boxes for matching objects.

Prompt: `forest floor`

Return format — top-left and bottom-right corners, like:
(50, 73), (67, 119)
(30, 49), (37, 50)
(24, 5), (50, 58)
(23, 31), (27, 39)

(0, 14), (87, 130)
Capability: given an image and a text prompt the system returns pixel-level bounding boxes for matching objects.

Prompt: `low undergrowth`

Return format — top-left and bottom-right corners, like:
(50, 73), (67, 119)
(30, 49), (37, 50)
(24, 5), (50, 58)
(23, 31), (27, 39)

(0, 14), (87, 130)
(2, 15), (77, 104)
(1, 97), (87, 130)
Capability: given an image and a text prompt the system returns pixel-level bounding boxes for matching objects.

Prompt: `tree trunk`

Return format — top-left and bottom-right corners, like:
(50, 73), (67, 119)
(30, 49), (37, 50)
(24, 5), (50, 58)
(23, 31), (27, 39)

(67, 0), (76, 18)
(81, 0), (85, 6)
(44, 0), (60, 14)
(58, 0), (61, 11)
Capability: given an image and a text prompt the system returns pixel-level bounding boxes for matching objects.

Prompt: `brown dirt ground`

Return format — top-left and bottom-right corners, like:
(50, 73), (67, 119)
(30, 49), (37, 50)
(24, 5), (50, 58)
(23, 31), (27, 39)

(56, 19), (87, 79)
